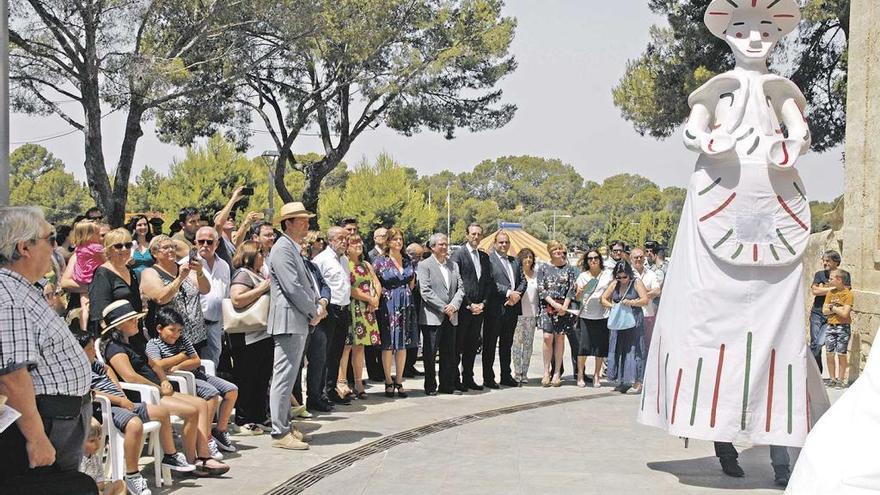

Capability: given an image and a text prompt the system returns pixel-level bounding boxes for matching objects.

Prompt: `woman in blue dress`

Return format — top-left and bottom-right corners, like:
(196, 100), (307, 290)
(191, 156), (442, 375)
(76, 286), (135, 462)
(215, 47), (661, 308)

(600, 261), (649, 394)
(128, 215), (155, 277)
(372, 227), (419, 398)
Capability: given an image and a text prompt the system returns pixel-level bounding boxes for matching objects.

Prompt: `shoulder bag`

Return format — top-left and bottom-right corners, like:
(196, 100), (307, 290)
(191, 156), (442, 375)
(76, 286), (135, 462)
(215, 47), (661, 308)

(222, 269), (270, 334)
(607, 280), (636, 331)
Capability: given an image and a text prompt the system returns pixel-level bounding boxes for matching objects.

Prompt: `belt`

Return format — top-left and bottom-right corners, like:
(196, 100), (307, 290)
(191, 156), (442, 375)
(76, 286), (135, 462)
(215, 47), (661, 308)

(35, 393), (90, 419)
(204, 319), (219, 325)
(329, 304), (349, 311)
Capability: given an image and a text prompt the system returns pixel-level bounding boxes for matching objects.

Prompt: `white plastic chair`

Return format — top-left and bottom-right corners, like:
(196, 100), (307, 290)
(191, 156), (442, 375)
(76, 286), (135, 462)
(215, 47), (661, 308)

(94, 394), (170, 488)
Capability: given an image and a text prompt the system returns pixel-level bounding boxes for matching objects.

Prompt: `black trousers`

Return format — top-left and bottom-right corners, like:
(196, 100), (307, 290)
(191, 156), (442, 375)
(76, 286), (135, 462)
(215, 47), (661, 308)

(422, 320), (457, 393)
(235, 336), (274, 425)
(305, 323), (330, 403)
(482, 309), (518, 383)
(456, 310), (484, 385)
(364, 345), (384, 381)
(323, 306), (351, 391)
(714, 441), (790, 467)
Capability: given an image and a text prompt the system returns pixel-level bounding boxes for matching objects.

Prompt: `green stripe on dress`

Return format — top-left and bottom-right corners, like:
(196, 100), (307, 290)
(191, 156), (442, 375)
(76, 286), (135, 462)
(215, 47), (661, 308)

(699, 177), (722, 196)
(787, 364), (793, 434)
(741, 332), (752, 430)
(690, 357), (703, 426)
(769, 244), (780, 261)
(732, 244), (744, 259)
(713, 229), (734, 249)
(777, 229), (796, 255)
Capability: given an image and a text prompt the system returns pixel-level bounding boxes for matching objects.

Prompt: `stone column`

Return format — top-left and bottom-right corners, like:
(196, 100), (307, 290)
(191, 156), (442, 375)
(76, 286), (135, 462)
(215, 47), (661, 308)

(841, 0), (880, 377)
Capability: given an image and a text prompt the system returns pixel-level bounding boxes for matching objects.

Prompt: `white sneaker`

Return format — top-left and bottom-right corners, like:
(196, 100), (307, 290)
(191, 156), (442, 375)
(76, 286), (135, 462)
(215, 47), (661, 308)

(124, 474), (152, 495)
(208, 438), (224, 460)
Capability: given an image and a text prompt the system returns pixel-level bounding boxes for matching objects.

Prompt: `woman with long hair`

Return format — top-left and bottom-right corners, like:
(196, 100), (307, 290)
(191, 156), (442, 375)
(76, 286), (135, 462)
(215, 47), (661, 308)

(127, 215), (155, 276)
(511, 248), (539, 385)
(575, 248), (614, 388)
(344, 234), (382, 399)
(372, 227), (418, 397)
(229, 241), (274, 434)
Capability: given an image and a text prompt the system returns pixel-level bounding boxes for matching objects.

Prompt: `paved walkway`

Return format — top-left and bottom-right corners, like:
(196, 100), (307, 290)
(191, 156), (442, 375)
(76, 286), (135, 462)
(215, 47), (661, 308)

(150, 333), (841, 495)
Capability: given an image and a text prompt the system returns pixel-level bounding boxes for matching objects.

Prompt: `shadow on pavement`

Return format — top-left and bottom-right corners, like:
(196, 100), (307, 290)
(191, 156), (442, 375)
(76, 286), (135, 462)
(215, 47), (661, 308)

(647, 446), (782, 491)
(307, 429), (382, 446)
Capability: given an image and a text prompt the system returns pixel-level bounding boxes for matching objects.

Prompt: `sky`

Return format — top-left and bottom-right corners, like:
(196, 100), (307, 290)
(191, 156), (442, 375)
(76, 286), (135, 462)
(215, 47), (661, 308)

(10, 0), (845, 202)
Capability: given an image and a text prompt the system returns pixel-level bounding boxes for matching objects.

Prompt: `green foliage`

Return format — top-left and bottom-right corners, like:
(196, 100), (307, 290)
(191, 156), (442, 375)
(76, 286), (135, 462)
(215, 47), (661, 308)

(613, 0), (849, 152)
(809, 195), (843, 232)
(127, 166), (167, 214)
(9, 145), (91, 224)
(318, 154), (440, 243)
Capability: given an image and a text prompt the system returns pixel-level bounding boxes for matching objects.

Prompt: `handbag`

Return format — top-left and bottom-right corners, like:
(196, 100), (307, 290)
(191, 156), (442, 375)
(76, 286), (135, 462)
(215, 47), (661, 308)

(222, 269), (270, 334)
(607, 281), (636, 331)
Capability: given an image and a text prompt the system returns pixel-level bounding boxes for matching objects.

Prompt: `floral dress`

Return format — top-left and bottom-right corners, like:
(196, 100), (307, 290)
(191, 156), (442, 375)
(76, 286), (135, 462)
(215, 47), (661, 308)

(373, 255), (419, 351)
(536, 262), (578, 335)
(348, 259), (381, 347)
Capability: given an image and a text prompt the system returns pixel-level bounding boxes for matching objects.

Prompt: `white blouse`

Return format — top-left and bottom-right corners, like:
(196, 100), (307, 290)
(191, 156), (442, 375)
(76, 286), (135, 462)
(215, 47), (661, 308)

(520, 274), (539, 318)
(576, 269), (613, 320)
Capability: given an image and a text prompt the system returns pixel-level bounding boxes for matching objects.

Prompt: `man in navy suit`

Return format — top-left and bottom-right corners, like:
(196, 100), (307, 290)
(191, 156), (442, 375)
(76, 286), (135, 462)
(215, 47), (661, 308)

(450, 223), (492, 391)
(484, 231), (527, 388)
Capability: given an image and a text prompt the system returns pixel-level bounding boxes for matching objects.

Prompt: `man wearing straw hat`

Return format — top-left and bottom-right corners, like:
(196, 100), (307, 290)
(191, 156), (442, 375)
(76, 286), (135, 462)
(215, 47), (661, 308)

(267, 202), (326, 450)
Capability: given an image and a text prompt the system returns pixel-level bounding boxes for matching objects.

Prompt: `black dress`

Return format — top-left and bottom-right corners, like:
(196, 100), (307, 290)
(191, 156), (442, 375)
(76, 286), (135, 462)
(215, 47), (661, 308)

(88, 266), (142, 337)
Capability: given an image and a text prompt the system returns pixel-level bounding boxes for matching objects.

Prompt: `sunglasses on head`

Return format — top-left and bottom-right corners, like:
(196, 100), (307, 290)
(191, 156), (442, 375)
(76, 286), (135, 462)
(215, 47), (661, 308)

(112, 242), (133, 250)
(196, 239), (215, 246)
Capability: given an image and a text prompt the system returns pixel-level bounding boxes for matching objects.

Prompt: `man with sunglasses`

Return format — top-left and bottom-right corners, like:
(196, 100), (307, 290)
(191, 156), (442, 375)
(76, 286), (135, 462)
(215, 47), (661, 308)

(191, 227), (228, 368)
(0, 207), (97, 494)
(605, 240), (626, 270)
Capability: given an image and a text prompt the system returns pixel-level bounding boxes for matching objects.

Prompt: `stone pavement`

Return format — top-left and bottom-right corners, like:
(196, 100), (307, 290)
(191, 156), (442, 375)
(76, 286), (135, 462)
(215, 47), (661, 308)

(149, 333), (842, 495)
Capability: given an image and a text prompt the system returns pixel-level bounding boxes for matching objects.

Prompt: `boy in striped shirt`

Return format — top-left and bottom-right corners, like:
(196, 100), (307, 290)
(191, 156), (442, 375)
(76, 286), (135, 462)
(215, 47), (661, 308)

(78, 332), (194, 495)
(145, 307), (239, 454)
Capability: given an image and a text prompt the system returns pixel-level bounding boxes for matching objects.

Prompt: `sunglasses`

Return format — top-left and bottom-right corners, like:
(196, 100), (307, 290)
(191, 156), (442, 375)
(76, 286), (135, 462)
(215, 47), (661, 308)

(612, 249), (624, 253)
(196, 239), (215, 246)
(616, 275), (629, 280)
(112, 242), (133, 250)
(586, 256), (601, 261)
(88, 215), (104, 221)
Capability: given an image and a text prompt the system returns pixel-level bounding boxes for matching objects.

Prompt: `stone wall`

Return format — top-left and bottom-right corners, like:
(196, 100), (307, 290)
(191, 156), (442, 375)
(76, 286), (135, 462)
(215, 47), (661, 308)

(839, 0), (880, 377)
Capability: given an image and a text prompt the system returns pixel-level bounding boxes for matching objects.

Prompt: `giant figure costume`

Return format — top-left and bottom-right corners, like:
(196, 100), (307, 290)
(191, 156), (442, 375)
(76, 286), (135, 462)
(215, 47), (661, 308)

(637, 0), (829, 448)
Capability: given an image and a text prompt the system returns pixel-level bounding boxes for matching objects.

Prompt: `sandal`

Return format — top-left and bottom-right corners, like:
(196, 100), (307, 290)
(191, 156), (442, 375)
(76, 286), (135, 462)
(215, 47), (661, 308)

(551, 375), (562, 387)
(336, 380), (353, 399)
(541, 375), (551, 387)
(356, 391), (368, 400)
(384, 382), (395, 398)
(194, 457), (229, 477)
(394, 382), (408, 398)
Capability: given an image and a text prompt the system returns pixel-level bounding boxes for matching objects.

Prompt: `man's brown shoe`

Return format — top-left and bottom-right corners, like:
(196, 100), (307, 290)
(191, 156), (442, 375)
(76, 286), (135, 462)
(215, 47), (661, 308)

(272, 432), (310, 450)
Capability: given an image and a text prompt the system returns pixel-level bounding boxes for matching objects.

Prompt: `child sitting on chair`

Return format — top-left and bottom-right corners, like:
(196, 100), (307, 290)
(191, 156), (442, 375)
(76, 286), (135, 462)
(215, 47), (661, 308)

(145, 307), (240, 454)
(80, 417), (125, 495)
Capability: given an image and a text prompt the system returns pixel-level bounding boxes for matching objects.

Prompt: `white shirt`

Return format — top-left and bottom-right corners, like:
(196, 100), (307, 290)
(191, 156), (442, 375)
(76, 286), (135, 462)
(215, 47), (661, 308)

(195, 255), (229, 322)
(435, 255), (451, 289)
(467, 245), (482, 280)
(494, 251), (515, 294)
(521, 274), (538, 318)
(576, 269), (613, 320)
(634, 266), (660, 317)
(313, 247), (351, 306)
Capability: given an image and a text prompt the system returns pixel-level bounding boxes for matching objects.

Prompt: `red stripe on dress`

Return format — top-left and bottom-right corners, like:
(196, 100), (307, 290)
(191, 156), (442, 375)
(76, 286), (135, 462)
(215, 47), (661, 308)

(806, 384), (812, 433)
(753, 244), (758, 262)
(766, 349), (776, 432)
(671, 368), (683, 425)
(711, 344), (725, 427)
(776, 195), (809, 231)
(700, 193), (737, 222)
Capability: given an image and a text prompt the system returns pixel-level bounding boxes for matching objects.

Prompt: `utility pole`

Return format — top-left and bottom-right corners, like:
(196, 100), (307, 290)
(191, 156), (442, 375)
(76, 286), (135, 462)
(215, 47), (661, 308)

(446, 182), (451, 238)
(0, 0), (9, 206)
(260, 150), (280, 220)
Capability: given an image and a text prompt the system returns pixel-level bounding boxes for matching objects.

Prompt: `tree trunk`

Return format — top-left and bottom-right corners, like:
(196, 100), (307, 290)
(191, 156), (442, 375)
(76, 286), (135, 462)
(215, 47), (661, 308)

(109, 104), (146, 227)
(302, 152), (345, 229)
(80, 90), (113, 224)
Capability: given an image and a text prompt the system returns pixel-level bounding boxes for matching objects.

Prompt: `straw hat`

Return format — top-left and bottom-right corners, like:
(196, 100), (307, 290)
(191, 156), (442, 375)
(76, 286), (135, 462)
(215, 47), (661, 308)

(704, 0), (801, 40)
(101, 300), (146, 334)
(274, 202), (315, 224)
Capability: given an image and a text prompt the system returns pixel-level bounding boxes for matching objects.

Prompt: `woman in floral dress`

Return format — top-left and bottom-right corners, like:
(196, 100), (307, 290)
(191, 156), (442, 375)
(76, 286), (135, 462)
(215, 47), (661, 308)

(537, 240), (578, 387)
(373, 227), (419, 398)
(344, 234), (381, 399)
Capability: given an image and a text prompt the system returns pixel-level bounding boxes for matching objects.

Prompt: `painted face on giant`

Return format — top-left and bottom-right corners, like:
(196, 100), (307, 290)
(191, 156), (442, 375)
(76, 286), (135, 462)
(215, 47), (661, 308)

(704, 0), (801, 65)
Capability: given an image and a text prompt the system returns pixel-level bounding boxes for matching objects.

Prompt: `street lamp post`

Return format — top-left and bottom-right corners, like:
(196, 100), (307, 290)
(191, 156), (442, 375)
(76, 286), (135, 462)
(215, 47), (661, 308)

(260, 150), (280, 220)
(1, 0), (9, 206)
(552, 210), (572, 238)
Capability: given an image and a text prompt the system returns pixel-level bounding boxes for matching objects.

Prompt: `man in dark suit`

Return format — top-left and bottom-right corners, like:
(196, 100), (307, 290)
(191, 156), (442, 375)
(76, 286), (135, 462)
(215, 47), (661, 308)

(484, 231), (527, 388)
(417, 234), (465, 395)
(450, 223), (492, 391)
(364, 227), (388, 381)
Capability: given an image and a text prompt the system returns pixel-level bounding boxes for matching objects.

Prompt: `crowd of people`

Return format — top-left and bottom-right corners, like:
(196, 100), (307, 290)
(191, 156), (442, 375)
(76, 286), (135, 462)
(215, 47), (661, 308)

(0, 187), (854, 494)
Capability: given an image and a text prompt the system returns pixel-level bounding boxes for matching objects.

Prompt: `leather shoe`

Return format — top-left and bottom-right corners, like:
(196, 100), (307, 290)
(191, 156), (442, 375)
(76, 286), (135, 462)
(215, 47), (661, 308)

(484, 380), (500, 389)
(465, 381), (484, 391)
(306, 399), (333, 412)
(425, 390), (438, 396)
(455, 383), (468, 392)
(328, 391), (351, 405)
(500, 377), (518, 387)
(773, 465), (790, 487)
(719, 457), (744, 478)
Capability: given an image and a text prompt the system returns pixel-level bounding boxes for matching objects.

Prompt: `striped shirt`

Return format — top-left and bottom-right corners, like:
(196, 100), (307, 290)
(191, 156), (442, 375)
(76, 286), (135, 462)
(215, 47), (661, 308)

(145, 335), (206, 379)
(0, 268), (90, 396)
(90, 361), (124, 397)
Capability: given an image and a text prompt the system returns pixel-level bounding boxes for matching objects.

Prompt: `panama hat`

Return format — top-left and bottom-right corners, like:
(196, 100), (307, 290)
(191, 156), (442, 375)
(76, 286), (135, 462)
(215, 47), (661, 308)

(101, 299), (146, 334)
(704, 0), (801, 40)
(274, 202), (315, 224)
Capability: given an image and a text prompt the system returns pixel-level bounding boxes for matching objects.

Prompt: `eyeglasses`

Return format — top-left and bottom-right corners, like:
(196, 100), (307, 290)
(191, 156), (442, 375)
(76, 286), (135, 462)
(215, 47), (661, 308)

(158, 244), (175, 251)
(612, 249), (624, 253)
(88, 215), (104, 221)
(112, 242), (134, 250)
(586, 256), (601, 261)
(196, 239), (215, 246)
(616, 275), (629, 280)
(36, 231), (57, 245)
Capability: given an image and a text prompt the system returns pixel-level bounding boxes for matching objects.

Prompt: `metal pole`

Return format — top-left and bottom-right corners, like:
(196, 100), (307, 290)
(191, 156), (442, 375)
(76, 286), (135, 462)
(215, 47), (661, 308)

(446, 182), (451, 238)
(267, 162), (275, 221)
(0, 0), (9, 206)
